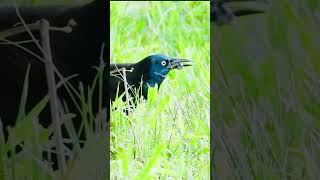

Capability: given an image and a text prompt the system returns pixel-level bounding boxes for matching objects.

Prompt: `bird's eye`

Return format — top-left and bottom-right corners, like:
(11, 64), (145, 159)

(161, 61), (167, 66)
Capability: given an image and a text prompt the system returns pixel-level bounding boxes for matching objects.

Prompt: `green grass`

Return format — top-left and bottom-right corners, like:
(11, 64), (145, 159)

(110, 1), (210, 179)
(213, 0), (320, 179)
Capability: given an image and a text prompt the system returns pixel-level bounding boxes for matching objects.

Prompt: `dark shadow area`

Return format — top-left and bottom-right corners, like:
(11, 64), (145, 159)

(0, 0), (109, 178)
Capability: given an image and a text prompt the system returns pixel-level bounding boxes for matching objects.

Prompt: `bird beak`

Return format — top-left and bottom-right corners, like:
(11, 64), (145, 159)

(212, 0), (267, 25)
(226, 0), (267, 16)
(169, 58), (193, 70)
(232, 7), (265, 17)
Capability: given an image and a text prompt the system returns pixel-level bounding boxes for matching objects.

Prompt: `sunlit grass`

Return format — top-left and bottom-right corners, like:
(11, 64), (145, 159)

(110, 1), (210, 179)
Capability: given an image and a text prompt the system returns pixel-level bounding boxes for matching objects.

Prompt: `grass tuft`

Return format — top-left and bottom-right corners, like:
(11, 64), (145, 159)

(110, 1), (210, 179)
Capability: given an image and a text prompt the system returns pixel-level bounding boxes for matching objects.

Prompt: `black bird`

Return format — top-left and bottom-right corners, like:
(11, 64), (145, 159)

(211, 0), (266, 25)
(109, 54), (192, 104)
(0, 0), (107, 169)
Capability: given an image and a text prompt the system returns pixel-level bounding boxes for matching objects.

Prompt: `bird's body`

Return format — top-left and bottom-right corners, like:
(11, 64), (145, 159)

(110, 54), (192, 103)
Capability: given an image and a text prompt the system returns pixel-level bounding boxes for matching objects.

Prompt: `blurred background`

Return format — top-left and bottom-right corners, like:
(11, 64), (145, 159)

(0, 1), (107, 179)
(213, 0), (320, 179)
(0, 0), (87, 5)
(110, 1), (210, 179)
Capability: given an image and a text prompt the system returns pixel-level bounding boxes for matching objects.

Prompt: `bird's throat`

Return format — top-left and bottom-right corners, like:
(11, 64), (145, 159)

(142, 78), (163, 93)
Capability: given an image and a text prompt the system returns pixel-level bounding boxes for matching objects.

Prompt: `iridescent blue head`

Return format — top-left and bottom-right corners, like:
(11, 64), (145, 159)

(138, 54), (192, 90)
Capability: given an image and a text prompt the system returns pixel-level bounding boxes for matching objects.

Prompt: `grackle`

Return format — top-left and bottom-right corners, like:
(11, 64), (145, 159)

(0, 0), (107, 170)
(109, 54), (192, 104)
(211, 0), (266, 25)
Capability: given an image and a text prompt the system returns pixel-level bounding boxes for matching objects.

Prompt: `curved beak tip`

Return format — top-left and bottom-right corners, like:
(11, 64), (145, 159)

(170, 58), (193, 69)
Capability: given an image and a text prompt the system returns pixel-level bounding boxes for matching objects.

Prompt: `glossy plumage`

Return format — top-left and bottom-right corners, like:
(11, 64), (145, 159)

(109, 54), (192, 103)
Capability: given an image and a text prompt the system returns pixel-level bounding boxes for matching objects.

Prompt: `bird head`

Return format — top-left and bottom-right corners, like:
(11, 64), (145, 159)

(139, 54), (192, 88)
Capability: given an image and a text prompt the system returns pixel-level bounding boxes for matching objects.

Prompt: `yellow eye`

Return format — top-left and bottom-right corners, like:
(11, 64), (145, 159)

(161, 61), (167, 66)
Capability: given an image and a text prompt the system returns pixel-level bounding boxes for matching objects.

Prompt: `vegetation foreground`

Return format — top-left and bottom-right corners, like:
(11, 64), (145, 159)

(110, 1), (210, 179)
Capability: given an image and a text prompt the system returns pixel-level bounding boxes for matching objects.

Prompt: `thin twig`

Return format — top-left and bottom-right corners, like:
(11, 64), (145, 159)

(0, 8), (84, 113)
(110, 65), (136, 105)
(122, 68), (132, 114)
(110, 67), (134, 75)
(0, 19), (76, 39)
(40, 19), (66, 175)
(0, 39), (38, 45)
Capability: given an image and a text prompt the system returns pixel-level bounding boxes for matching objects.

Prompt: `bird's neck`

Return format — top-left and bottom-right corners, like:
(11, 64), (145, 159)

(144, 73), (165, 87)
(111, 62), (164, 85)
(136, 60), (166, 87)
